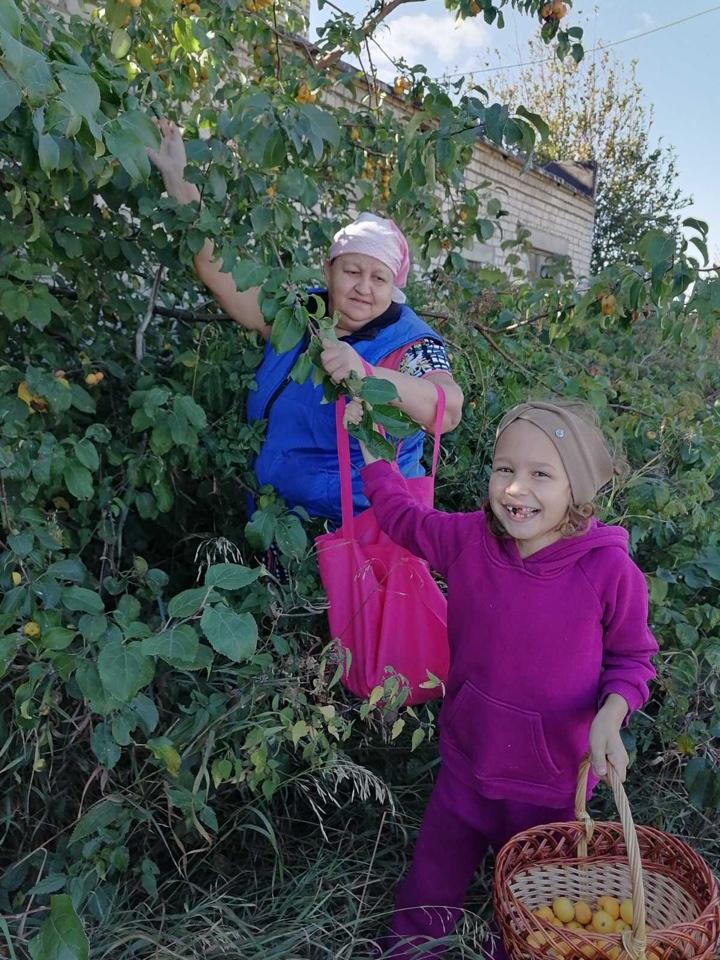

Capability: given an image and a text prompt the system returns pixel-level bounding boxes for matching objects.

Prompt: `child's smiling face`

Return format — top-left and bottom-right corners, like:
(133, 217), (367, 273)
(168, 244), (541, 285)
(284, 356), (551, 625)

(489, 420), (573, 557)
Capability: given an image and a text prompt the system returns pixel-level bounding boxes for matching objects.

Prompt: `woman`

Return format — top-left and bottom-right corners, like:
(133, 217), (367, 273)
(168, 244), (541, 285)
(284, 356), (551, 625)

(148, 119), (464, 523)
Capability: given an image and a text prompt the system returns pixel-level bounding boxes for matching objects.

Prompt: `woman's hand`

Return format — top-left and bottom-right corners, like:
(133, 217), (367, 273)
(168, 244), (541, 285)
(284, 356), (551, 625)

(320, 338), (369, 383)
(147, 117), (187, 183)
(588, 694), (630, 782)
(147, 118), (201, 205)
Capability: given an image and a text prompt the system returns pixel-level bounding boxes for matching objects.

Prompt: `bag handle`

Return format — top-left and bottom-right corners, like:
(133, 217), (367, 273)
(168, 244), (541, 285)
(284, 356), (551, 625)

(574, 757), (648, 960)
(336, 367), (446, 537)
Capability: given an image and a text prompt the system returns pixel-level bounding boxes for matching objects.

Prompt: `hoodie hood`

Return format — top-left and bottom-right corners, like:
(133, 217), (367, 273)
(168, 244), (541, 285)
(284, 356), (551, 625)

(485, 519), (629, 577)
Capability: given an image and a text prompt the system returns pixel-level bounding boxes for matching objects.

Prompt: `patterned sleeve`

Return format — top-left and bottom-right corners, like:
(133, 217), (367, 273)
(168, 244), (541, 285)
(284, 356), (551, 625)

(397, 338), (452, 378)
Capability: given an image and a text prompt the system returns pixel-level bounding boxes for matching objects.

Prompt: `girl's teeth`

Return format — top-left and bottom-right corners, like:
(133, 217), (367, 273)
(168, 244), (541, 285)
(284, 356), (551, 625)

(507, 505), (537, 518)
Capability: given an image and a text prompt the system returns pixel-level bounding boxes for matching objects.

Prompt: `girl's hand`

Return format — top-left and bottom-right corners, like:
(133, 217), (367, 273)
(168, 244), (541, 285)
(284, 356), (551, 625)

(147, 117), (187, 186)
(343, 398), (380, 465)
(343, 398), (364, 429)
(588, 699), (629, 782)
(320, 338), (369, 383)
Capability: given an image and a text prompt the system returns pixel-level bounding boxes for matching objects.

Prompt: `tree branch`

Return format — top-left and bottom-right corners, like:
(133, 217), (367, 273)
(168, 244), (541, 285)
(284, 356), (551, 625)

(470, 314), (558, 394)
(136, 265), (165, 363)
(314, 0), (427, 71)
(48, 283), (234, 324)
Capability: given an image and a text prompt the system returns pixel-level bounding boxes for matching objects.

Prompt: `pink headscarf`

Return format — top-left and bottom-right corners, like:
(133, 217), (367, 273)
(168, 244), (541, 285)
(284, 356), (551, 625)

(328, 212), (411, 303)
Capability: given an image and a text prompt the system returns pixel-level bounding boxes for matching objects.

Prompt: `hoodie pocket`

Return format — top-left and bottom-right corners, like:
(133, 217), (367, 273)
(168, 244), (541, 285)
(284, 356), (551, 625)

(443, 682), (561, 788)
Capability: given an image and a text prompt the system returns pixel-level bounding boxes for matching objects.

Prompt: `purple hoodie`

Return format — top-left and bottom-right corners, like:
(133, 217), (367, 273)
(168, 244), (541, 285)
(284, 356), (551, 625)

(362, 461), (657, 808)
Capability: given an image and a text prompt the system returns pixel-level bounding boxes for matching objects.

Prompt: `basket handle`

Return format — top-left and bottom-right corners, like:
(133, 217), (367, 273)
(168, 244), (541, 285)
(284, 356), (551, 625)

(574, 756), (648, 960)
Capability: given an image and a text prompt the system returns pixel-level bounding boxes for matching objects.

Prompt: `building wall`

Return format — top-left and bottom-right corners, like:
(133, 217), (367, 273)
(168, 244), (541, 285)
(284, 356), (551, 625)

(322, 81), (595, 278)
(466, 142), (594, 277)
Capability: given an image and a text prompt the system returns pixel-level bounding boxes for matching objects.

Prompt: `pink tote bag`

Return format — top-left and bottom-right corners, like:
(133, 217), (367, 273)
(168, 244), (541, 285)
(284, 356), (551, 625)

(315, 385), (449, 704)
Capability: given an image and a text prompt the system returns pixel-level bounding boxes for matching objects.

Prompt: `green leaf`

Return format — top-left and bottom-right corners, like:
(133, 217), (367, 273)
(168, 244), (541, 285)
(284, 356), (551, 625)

(204, 563), (261, 590)
(146, 736), (181, 776)
(232, 259), (268, 291)
(78, 614), (108, 641)
(0, 0), (22, 38)
(46, 558), (86, 582)
(70, 384), (96, 413)
(250, 204), (273, 236)
(140, 858), (160, 898)
(26, 291), (52, 329)
(173, 395), (207, 430)
(263, 128), (287, 167)
(29, 875), (67, 897)
(62, 586), (104, 615)
(0, 27), (56, 101)
(638, 229), (675, 267)
(141, 625), (200, 667)
(97, 642), (154, 702)
(111, 713), (134, 746)
(110, 28), (131, 59)
(484, 102), (508, 144)
(368, 403), (418, 438)
(515, 104), (550, 142)
(104, 109), (159, 182)
(40, 627), (75, 651)
(682, 216), (708, 236)
(9, 531), (33, 557)
(410, 727), (425, 751)
(275, 514), (307, 559)
(684, 756), (720, 810)
(245, 509), (276, 551)
(200, 605), (258, 662)
(359, 377), (400, 405)
(0, 73), (21, 121)
(270, 306), (305, 353)
(211, 757), (232, 788)
(290, 719), (309, 746)
(0, 634), (20, 679)
(57, 70), (100, 124)
(63, 462), (93, 500)
(38, 133), (60, 174)
(90, 722), (121, 769)
(129, 694), (159, 734)
(73, 439), (99, 471)
(435, 136), (456, 174)
(69, 799), (121, 843)
(299, 103), (340, 147)
(167, 586), (214, 618)
(28, 894), (88, 960)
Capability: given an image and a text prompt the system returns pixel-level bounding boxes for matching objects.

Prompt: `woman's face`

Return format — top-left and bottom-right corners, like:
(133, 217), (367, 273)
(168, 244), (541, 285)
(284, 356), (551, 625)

(324, 253), (395, 333)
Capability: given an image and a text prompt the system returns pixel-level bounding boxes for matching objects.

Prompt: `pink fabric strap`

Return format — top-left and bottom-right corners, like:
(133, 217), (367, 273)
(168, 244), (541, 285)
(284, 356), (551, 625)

(336, 377), (446, 537)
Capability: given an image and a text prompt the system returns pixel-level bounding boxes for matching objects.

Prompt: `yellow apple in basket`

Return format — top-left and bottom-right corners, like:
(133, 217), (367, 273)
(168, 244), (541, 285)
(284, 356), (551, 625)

(573, 901), (593, 925)
(552, 897), (575, 924)
(534, 906), (556, 923)
(596, 896), (621, 921)
(591, 910), (615, 934)
(619, 899), (633, 925)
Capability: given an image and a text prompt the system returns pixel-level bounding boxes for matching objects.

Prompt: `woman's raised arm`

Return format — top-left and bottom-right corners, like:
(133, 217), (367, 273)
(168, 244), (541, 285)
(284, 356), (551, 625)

(148, 118), (269, 338)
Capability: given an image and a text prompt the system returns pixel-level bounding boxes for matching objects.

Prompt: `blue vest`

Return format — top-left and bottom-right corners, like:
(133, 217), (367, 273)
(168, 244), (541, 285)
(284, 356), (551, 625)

(246, 300), (444, 524)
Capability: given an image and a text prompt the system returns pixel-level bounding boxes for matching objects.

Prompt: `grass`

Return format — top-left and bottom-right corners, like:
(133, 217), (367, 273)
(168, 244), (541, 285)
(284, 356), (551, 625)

(10, 747), (716, 960)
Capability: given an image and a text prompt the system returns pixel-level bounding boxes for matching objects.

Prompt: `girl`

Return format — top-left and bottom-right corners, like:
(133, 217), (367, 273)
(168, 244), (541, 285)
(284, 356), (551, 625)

(349, 398), (657, 959)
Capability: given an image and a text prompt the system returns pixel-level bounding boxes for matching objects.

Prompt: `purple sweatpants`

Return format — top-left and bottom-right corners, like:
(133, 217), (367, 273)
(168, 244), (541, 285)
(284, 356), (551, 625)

(382, 765), (575, 959)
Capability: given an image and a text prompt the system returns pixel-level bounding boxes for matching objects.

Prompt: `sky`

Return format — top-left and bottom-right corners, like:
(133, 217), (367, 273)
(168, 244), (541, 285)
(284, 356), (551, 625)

(308, 0), (720, 260)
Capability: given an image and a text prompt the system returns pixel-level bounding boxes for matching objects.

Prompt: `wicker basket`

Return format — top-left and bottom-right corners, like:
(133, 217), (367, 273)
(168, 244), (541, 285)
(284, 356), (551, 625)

(493, 758), (720, 960)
